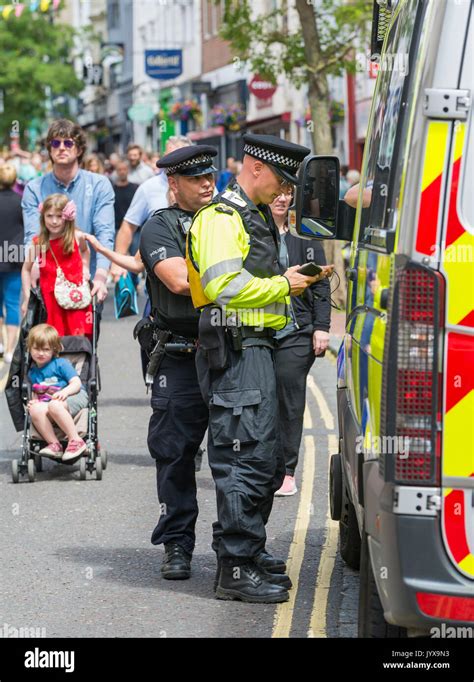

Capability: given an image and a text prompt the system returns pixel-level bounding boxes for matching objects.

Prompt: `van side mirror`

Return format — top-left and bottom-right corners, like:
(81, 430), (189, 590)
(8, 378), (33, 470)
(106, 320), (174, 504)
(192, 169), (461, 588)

(289, 155), (339, 240)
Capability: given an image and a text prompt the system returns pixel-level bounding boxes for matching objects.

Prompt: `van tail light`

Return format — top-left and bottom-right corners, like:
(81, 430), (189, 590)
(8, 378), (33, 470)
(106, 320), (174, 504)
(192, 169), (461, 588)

(380, 262), (444, 484)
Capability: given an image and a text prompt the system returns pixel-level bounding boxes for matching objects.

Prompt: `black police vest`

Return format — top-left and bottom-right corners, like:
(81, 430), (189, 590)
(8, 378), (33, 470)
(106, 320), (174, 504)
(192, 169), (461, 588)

(213, 182), (281, 278)
(144, 206), (199, 339)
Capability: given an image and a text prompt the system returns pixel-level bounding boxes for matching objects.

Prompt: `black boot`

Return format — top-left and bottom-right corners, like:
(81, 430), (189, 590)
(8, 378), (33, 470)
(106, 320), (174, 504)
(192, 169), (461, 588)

(259, 566), (292, 590)
(162, 543), (192, 580)
(255, 550), (286, 574)
(216, 562), (289, 603)
(214, 561), (292, 591)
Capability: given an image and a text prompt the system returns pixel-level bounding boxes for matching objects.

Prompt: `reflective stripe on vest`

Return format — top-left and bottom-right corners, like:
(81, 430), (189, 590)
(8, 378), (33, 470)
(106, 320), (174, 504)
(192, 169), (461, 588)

(201, 258), (244, 288)
(215, 269), (254, 306)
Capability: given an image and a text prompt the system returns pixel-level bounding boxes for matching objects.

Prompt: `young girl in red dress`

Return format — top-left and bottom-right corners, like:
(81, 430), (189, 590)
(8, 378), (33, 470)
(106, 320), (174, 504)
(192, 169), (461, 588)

(21, 194), (93, 339)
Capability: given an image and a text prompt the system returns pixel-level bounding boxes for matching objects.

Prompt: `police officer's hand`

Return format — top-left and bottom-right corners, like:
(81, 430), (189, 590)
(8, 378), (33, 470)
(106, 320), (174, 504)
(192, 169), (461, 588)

(283, 265), (320, 296)
(313, 330), (330, 356)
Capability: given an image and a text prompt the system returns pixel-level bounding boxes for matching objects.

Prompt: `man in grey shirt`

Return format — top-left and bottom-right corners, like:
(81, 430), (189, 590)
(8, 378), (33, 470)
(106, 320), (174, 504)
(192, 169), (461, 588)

(111, 144), (154, 186)
(111, 136), (193, 281)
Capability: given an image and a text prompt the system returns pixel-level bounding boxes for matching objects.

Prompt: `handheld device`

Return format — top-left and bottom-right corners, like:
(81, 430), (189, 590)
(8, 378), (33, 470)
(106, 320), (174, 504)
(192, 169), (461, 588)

(297, 262), (323, 276)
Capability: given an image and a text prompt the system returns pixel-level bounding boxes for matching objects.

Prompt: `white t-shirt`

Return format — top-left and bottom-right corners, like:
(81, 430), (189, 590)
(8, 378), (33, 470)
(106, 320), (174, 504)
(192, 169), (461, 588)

(124, 172), (169, 228)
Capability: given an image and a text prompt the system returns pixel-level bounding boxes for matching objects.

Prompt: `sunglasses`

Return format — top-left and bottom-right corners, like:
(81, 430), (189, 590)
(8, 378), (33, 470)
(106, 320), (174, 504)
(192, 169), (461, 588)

(269, 166), (294, 195)
(50, 138), (75, 149)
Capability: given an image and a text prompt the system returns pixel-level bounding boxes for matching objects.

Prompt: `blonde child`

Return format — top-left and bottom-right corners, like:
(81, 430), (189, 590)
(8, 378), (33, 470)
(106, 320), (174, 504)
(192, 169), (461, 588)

(27, 324), (88, 461)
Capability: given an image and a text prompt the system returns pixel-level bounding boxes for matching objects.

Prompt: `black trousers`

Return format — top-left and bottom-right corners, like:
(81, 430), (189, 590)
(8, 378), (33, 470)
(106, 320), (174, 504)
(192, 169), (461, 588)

(148, 351), (209, 556)
(196, 343), (285, 562)
(274, 328), (316, 475)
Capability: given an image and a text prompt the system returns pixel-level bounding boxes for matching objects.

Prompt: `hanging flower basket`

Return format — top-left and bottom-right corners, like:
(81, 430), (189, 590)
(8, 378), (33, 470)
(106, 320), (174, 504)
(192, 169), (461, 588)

(210, 104), (246, 131)
(330, 100), (345, 124)
(169, 99), (202, 123)
(93, 126), (110, 140)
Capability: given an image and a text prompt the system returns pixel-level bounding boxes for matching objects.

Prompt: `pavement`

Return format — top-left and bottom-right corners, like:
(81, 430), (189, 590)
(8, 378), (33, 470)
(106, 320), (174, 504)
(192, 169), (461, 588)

(0, 292), (357, 639)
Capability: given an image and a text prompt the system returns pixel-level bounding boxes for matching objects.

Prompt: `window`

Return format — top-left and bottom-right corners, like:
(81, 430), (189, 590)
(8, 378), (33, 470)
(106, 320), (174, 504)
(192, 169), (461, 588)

(108, 0), (120, 29)
(203, 0), (224, 38)
(459, 14), (473, 231)
(358, 0), (422, 248)
(203, 1), (211, 39)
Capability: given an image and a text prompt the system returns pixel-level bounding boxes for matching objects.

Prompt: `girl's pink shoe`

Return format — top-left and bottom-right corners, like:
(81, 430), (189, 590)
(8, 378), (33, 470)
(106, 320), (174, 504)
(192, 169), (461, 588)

(39, 442), (63, 458)
(62, 439), (87, 462)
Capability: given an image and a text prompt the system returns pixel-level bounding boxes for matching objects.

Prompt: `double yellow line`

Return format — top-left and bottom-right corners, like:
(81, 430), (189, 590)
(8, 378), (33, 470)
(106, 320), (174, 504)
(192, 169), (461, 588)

(272, 370), (339, 638)
(0, 359), (8, 393)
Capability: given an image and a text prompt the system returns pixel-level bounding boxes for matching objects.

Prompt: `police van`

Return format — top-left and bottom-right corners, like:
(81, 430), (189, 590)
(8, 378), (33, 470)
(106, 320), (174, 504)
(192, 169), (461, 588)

(291, 0), (473, 636)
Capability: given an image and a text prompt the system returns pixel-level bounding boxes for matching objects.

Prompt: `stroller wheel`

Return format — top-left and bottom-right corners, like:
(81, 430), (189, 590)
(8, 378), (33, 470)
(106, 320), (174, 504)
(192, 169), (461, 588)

(100, 448), (108, 470)
(34, 455), (43, 473)
(11, 459), (19, 484)
(95, 454), (103, 481)
(79, 456), (87, 480)
(27, 459), (36, 483)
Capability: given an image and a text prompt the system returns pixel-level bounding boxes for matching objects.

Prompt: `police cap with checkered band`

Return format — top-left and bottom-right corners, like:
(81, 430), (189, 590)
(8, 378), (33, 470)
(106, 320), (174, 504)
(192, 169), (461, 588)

(157, 145), (218, 177)
(243, 133), (310, 185)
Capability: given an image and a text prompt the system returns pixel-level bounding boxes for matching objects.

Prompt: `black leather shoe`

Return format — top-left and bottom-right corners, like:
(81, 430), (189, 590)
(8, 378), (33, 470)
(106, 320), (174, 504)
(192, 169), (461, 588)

(216, 562), (289, 603)
(161, 543), (191, 580)
(260, 567), (292, 589)
(214, 561), (292, 591)
(255, 550), (286, 574)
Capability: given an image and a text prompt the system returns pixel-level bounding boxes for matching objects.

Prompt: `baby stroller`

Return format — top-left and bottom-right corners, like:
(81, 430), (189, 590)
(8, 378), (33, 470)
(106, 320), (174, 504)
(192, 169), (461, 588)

(6, 288), (107, 482)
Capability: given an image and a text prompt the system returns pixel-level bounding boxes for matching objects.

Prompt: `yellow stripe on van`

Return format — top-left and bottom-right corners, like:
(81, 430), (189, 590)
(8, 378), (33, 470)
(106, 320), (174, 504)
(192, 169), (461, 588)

(445, 231), (474, 326)
(453, 122), (466, 162)
(459, 554), (474, 577)
(443, 391), (474, 478)
(421, 122), (449, 192)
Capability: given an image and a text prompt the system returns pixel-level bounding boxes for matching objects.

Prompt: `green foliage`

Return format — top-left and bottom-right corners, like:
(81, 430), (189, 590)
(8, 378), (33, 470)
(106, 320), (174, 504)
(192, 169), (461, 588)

(217, 0), (372, 87)
(0, 11), (83, 145)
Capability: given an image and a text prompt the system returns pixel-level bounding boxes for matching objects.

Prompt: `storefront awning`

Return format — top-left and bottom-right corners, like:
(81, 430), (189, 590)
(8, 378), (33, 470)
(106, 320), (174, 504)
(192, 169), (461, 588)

(189, 126), (225, 140)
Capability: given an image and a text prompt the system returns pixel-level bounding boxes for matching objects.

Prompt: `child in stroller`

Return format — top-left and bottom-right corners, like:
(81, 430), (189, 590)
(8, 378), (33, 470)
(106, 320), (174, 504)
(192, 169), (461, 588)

(27, 323), (89, 461)
(7, 290), (107, 482)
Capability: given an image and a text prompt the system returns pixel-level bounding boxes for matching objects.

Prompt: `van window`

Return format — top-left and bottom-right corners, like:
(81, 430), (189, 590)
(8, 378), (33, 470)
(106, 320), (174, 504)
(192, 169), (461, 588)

(358, 0), (421, 243)
(459, 14), (473, 231)
(461, 114), (474, 230)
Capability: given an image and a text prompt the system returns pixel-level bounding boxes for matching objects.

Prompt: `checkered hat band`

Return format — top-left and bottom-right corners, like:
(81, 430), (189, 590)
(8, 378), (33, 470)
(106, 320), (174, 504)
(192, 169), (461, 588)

(166, 154), (213, 175)
(243, 144), (300, 170)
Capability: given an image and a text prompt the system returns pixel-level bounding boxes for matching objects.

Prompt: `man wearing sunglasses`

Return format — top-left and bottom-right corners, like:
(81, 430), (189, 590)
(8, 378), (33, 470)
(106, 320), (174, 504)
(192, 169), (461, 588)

(21, 119), (115, 302)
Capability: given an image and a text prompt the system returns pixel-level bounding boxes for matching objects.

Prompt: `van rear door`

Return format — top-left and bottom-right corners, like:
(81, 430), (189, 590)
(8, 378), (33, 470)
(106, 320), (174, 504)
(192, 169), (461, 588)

(438, 4), (474, 581)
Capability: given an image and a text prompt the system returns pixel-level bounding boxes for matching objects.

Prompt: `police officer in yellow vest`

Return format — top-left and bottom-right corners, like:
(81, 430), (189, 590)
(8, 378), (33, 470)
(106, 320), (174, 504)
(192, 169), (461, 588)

(187, 134), (325, 603)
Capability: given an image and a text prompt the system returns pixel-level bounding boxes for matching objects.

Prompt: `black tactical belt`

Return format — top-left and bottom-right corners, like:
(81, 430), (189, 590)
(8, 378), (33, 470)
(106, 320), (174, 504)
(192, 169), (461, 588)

(165, 334), (197, 352)
(240, 326), (275, 339)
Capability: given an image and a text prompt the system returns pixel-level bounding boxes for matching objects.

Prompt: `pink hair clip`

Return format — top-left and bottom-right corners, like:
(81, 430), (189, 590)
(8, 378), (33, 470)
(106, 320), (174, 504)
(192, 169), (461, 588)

(38, 202), (44, 213)
(62, 200), (77, 222)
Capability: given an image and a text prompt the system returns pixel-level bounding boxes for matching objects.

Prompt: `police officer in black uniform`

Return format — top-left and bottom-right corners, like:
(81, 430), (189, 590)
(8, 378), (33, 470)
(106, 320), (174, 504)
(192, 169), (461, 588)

(139, 146), (218, 580)
(188, 135), (325, 602)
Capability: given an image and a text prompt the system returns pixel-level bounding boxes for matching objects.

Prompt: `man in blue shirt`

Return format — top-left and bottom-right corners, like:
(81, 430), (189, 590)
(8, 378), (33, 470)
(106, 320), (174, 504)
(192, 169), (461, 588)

(21, 119), (115, 302)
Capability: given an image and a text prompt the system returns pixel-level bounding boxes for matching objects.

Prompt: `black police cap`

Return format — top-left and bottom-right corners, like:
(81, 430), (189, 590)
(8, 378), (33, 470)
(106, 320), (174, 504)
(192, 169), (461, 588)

(157, 145), (218, 177)
(243, 133), (310, 185)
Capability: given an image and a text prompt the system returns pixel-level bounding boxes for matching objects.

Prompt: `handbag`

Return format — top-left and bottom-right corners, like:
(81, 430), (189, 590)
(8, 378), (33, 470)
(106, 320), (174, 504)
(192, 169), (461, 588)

(49, 244), (92, 310)
(114, 272), (139, 319)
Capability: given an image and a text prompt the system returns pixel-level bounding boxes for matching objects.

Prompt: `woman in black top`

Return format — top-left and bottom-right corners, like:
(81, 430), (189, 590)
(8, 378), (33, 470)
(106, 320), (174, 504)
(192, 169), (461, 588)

(0, 164), (24, 363)
(271, 191), (332, 496)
